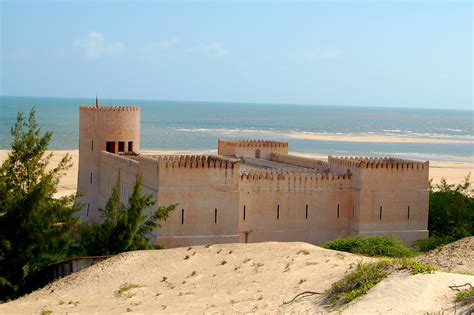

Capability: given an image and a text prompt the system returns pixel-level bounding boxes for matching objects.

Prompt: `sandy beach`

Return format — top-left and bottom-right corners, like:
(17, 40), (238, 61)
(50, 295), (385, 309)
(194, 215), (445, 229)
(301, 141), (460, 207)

(286, 132), (473, 144)
(0, 150), (472, 198)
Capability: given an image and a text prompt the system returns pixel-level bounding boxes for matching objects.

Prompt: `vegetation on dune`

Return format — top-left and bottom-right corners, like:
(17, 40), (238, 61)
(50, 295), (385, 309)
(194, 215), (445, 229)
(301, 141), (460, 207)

(0, 108), (80, 300)
(78, 178), (176, 255)
(322, 235), (416, 258)
(324, 259), (435, 307)
(414, 176), (473, 252)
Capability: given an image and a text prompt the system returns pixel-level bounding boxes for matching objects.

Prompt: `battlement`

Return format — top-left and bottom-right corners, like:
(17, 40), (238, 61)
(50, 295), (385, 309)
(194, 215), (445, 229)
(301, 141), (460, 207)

(80, 105), (140, 112)
(240, 168), (351, 180)
(219, 139), (288, 148)
(271, 153), (329, 170)
(328, 156), (429, 170)
(141, 154), (240, 169)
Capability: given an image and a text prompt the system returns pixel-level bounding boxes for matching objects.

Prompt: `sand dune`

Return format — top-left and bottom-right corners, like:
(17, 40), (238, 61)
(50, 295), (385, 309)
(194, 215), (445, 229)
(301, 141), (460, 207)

(1, 242), (472, 314)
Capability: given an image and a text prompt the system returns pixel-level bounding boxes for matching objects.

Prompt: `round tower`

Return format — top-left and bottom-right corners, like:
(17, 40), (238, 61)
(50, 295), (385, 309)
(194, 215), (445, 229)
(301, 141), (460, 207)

(77, 105), (140, 221)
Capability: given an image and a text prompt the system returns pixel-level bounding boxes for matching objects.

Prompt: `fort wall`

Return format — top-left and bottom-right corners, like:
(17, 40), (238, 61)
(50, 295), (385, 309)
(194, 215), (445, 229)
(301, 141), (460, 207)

(218, 140), (288, 160)
(271, 153), (330, 172)
(239, 170), (353, 245)
(328, 156), (429, 244)
(144, 155), (242, 248)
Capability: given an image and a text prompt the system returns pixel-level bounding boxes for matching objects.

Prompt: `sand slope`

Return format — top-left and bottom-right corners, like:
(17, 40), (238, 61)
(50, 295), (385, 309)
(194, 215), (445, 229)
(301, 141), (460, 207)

(1, 242), (473, 314)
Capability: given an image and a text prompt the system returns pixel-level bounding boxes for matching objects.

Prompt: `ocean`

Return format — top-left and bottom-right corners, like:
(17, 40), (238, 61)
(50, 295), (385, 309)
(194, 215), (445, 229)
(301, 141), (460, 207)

(1, 96), (472, 162)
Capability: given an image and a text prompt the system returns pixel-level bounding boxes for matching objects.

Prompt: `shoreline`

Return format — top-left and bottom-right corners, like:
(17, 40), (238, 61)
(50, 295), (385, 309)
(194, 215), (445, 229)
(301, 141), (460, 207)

(285, 132), (473, 144)
(1, 150), (472, 197)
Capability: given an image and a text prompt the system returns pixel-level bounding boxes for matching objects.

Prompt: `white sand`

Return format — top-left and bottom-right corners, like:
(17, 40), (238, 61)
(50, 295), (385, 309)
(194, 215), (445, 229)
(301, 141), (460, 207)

(0, 242), (472, 314)
(287, 132), (473, 144)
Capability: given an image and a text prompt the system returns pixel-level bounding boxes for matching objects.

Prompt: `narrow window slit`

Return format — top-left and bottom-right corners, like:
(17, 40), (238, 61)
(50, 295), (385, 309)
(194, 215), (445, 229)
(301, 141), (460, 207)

(214, 208), (217, 224)
(337, 204), (340, 218)
(277, 204), (280, 220)
(305, 204), (308, 219)
(90, 172), (92, 183)
(243, 206), (246, 221)
(407, 206), (410, 220)
(379, 206), (383, 220)
(181, 209), (184, 224)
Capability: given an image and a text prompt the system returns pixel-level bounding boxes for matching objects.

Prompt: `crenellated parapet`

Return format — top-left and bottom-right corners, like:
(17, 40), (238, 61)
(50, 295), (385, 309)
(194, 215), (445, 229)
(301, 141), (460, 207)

(219, 139), (288, 148)
(240, 168), (351, 181)
(80, 105), (140, 112)
(271, 153), (329, 170)
(328, 156), (429, 170)
(141, 154), (240, 169)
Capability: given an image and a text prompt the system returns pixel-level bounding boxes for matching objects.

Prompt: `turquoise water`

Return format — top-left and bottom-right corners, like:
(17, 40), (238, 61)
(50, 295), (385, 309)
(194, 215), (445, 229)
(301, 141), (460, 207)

(0, 96), (472, 161)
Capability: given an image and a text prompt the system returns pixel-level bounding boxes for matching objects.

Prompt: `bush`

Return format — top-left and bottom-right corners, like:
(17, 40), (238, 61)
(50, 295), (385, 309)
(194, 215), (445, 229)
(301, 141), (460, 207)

(322, 236), (416, 258)
(413, 235), (456, 252)
(325, 260), (391, 305)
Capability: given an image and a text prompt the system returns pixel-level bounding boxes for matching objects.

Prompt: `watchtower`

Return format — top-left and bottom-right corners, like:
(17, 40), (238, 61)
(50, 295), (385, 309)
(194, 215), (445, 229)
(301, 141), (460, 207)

(77, 104), (140, 221)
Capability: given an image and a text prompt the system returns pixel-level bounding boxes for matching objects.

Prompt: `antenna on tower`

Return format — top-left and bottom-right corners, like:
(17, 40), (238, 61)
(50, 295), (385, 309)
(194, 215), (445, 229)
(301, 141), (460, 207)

(109, 72), (111, 106)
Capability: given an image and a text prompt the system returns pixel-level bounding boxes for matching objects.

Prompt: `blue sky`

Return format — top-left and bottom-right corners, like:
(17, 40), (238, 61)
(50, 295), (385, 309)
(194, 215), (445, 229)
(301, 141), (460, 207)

(1, 1), (472, 109)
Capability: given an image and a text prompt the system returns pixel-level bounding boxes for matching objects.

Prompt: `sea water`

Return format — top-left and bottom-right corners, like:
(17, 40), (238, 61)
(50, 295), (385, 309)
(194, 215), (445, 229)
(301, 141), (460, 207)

(0, 96), (472, 162)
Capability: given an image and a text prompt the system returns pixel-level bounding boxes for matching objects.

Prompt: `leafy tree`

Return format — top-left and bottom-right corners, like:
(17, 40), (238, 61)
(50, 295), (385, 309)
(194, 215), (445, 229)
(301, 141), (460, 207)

(415, 175), (474, 252)
(428, 175), (473, 239)
(79, 177), (176, 255)
(0, 108), (80, 300)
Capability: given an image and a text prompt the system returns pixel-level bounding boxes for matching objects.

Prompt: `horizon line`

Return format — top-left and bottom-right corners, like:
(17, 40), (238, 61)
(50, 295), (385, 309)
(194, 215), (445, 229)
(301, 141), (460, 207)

(1, 94), (472, 112)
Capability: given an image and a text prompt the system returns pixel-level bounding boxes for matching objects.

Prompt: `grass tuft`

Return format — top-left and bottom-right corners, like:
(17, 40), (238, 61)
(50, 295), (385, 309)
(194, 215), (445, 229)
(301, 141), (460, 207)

(455, 287), (474, 304)
(322, 236), (416, 258)
(298, 250), (310, 255)
(115, 283), (140, 298)
(326, 260), (390, 305)
(396, 258), (436, 274)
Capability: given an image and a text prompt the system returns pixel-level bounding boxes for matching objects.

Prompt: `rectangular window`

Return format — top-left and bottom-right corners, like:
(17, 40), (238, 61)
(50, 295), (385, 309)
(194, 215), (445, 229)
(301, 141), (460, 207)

(407, 206), (410, 220)
(91, 140), (94, 151)
(305, 204), (308, 219)
(379, 206), (383, 220)
(277, 204), (280, 219)
(106, 141), (116, 153)
(90, 172), (92, 183)
(243, 206), (246, 221)
(128, 141), (133, 152)
(181, 209), (184, 224)
(337, 204), (340, 218)
(214, 208), (218, 224)
(118, 141), (125, 152)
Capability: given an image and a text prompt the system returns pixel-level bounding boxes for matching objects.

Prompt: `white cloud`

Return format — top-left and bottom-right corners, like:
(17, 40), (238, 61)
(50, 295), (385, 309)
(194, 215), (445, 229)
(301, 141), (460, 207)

(296, 48), (342, 62)
(74, 32), (125, 60)
(190, 42), (228, 57)
(157, 37), (181, 49)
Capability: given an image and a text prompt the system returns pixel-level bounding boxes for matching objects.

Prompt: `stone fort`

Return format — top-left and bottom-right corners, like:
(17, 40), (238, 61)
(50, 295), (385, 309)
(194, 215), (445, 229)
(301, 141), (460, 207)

(77, 104), (429, 247)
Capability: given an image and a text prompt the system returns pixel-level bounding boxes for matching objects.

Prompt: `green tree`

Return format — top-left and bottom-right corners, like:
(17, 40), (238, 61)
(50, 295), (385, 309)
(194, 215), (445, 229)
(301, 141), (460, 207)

(80, 177), (176, 255)
(0, 108), (80, 300)
(428, 175), (473, 239)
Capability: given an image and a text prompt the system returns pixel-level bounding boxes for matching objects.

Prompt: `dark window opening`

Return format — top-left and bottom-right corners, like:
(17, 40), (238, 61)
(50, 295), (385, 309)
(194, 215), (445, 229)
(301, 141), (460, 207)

(181, 209), (184, 224)
(87, 203), (90, 217)
(106, 141), (116, 153)
(118, 141), (125, 152)
(407, 206), (410, 220)
(214, 208), (218, 224)
(128, 141), (133, 152)
(90, 172), (92, 183)
(337, 204), (340, 218)
(305, 204), (308, 219)
(277, 204), (280, 219)
(243, 206), (246, 221)
(91, 140), (94, 151)
(379, 206), (383, 220)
